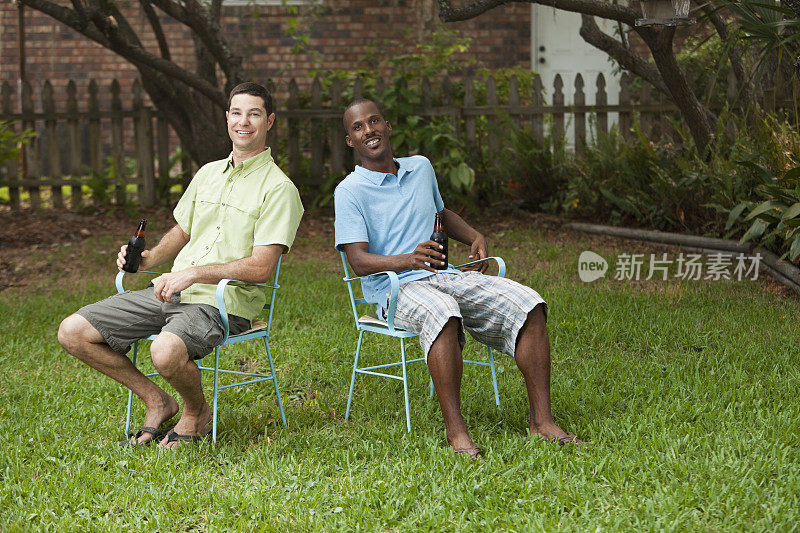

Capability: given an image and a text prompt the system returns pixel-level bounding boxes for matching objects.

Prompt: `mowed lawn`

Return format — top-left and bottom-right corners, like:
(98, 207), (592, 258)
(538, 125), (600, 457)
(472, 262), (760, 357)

(1, 213), (798, 531)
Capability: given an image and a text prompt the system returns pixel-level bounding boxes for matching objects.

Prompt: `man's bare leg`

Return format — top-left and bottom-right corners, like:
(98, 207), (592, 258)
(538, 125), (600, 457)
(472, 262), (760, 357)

(57, 314), (178, 444)
(427, 317), (479, 455)
(514, 304), (572, 441)
(149, 332), (211, 448)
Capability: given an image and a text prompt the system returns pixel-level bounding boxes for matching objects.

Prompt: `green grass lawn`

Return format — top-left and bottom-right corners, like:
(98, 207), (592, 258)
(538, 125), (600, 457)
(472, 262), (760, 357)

(1, 216), (798, 531)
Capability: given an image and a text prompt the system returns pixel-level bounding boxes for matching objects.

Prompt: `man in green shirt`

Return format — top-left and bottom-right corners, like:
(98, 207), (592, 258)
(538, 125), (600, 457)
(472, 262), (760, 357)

(58, 82), (304, 448)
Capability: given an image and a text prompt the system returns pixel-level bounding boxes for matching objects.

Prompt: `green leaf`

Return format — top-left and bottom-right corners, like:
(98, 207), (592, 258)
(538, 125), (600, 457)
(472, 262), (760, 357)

(784, 166), (800, 181)
(726, 202), (750, 230)
(739, 218), (770, 244)
(449, 162), (475, 193)
(782, 202), (800, 221)
(791, 234), (800, 262)
(745, 200), (783, 220)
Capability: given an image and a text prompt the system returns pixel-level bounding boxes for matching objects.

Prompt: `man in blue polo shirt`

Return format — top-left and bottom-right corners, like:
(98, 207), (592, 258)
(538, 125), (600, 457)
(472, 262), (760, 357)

(334, 99), (580, 458)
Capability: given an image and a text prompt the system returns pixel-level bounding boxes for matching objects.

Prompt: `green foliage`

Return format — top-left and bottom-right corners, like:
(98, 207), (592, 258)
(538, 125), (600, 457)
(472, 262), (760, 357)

(729, 161), (800, 262)
(0, 121), (33, 165)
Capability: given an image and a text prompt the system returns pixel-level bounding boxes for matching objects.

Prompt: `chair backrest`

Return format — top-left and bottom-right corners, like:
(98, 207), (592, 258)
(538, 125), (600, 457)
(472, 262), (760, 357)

(262, 255), (282, 336)
(340, 250), (368, 327)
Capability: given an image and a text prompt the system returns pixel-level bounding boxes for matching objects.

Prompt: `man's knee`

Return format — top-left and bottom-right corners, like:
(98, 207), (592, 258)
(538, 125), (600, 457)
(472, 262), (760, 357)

(150, 332), (190, 377)
(58, 313), (101, 353)
(430, 316), (461, 349)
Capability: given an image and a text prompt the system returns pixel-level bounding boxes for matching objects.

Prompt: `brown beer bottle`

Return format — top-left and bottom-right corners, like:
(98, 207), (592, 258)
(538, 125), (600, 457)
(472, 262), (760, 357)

(430, 212), (448, 270)
(122, 219), (147, 273)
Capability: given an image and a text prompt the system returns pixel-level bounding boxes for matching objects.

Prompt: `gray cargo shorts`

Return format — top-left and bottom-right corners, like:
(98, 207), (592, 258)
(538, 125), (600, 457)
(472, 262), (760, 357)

(75, 286), (251, 360)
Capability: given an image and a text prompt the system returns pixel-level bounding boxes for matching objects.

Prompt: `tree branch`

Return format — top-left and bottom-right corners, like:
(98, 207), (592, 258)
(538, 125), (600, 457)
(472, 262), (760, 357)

(701, 2), (754, 105)
(438, 0), (641, 26)
(578, 14), (668, 94)
(20, 0), (227, 108)
(139, 0), (171, 60)
(150, 0), (243, 83)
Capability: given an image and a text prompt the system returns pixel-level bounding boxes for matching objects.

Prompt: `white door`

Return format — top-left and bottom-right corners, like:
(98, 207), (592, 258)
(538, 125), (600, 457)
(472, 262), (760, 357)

(531, 4), (622, 145)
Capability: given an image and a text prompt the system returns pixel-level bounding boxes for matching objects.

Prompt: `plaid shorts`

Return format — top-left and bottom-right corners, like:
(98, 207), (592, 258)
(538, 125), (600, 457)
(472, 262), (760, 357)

(389, 270), (547, 361)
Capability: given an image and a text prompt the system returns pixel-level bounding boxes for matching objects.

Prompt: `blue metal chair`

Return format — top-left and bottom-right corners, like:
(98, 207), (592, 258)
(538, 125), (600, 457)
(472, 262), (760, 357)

(116, 257), (287, 443)
(340, 251), (504, 432)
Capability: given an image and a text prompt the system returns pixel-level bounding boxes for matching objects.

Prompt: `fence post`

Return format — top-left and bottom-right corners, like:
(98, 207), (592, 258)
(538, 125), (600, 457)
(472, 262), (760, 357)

(574, 73), (586, 155)
(508, 74), (521, 129)
(157, 112), (170, 205)
(110, 80), (126, 205)
(329, 77), (345, 178)
(552, 74), (565, 146)
(532, 74), (544, 146)
(310, 75), (324, 185)
(67, 80), (82, 209)
(463, 76), (476, 153)
(639, 81), (652, 137)
(21, 81), (40, 210)
(2, 82), (20, 211)
(43, 81), (63, 209)
(88, 80), (103, 205)
(595, 73), (608, 138)
(619, 73), (632, 140)
(486, 75), (499, 155)
(442, 75), (459, 141)
(287, 78), (300, 181)
(132, 80), (155, 207)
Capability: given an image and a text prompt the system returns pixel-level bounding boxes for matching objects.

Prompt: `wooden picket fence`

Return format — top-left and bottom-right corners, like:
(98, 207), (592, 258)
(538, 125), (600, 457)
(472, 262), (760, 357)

(0, 72), (681, 211)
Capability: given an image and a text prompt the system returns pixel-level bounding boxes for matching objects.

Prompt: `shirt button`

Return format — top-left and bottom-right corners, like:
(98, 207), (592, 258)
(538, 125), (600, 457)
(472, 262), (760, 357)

(216, 226), (220, 230)
(228, 178), (233, 183)
(191, 261), (195, 265)
(205, 246), (209, 250)
(222, 203), (225, 206)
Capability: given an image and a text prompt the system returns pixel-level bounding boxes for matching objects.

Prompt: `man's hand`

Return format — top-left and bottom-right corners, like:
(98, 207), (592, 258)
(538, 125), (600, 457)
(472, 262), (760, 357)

(116, 245), (152, 271)
(152, 269), (197, 303)
(463, 233), (489, 273)
(406, 240), (447, 273)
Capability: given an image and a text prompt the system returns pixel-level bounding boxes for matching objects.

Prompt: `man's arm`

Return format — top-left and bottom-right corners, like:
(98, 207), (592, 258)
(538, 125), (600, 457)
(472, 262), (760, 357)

(152, 244), (283, 303)
(440, 208), (489, 272)
(343, 241), (446, 277)
(116, 223), (190, 272)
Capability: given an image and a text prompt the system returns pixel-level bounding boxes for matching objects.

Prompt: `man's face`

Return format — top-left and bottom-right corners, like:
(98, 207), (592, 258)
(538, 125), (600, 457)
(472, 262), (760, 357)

(226, 93), (274, 153)
(344, 101), (392, 162)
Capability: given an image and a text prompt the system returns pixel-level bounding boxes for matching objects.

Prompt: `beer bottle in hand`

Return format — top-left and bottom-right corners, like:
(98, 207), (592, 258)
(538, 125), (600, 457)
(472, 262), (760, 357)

(122, 219), (147, 273)
(430, 212), (448, 270)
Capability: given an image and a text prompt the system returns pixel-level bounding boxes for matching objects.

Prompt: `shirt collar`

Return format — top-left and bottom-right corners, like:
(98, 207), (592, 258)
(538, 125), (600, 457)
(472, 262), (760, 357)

(353, 158), (409, 185)
(225, 147), (273, 174)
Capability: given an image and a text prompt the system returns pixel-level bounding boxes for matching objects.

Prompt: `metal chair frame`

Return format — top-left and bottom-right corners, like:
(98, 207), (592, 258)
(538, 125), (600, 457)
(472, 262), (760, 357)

(116, 257), (287, 443)
(340, 251), (505, 432)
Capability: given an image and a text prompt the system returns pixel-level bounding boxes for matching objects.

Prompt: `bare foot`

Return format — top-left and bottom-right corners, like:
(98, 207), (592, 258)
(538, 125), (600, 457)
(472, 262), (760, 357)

(529, 422), (582, 446)
(158, 402), (212, 449)
(448, 432), (481, 459)
(132, 392), (179, 445)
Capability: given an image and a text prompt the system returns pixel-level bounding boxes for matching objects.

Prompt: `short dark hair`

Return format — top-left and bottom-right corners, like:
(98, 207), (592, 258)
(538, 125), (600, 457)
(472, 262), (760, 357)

(228, 82), (273, 116)
(342, 98), (383, 133)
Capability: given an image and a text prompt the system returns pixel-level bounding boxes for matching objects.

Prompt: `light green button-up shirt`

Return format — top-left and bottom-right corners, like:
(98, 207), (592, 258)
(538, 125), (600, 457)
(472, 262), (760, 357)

(172, 148), (304, 320)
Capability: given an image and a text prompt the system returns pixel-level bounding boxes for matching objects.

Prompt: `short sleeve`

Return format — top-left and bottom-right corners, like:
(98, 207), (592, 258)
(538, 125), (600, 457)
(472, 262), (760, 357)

(428, 160), (445, 212)
(334, 186), (368, 251)
(253, 180), (304, 252)
(173, 171), (200, 235)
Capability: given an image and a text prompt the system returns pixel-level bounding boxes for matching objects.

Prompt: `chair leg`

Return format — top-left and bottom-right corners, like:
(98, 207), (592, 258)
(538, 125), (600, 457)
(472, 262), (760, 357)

(488, 346), (500, 411)
(211, 347), (220, 443)
(124, 341), (139, 436)
(400, 338), (411, 433)
(345, 330), (364, 420)
(264, 337), (287, 428)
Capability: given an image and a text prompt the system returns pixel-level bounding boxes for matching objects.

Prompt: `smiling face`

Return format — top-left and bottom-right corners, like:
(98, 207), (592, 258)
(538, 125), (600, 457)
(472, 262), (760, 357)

(344, 100), (393, 167)
(226, 93), (274, 156)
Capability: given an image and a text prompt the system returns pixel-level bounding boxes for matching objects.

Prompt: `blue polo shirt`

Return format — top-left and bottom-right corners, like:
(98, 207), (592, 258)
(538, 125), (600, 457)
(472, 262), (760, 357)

(334, 155), (455, 309)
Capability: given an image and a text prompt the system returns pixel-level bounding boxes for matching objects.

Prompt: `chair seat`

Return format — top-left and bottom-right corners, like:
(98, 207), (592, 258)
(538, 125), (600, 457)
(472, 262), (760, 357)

(358, 315), (391, 327)
(235, 319), (268, 336)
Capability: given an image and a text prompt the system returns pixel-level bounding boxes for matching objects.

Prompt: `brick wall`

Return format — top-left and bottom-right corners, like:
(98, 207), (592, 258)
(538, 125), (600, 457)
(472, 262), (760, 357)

(1, 1), (530, 110)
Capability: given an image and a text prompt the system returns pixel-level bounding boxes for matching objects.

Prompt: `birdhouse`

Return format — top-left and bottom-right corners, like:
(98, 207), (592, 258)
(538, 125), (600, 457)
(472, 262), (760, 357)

(635, 0), (695, 26)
